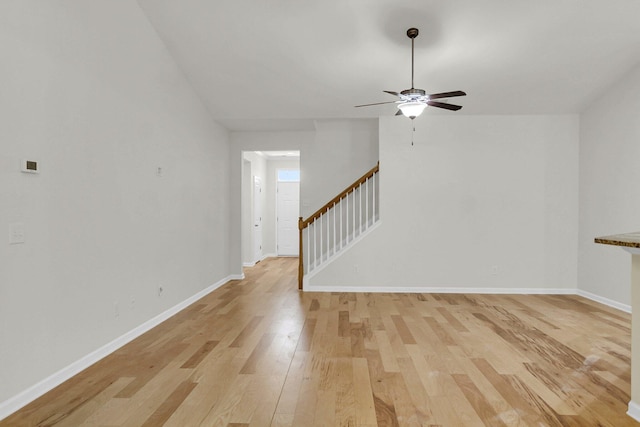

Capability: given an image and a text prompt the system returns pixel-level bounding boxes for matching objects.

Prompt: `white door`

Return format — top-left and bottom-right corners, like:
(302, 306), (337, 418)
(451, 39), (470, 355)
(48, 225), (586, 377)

(253, 176), (262, 263)
(277, 181), (300, 256)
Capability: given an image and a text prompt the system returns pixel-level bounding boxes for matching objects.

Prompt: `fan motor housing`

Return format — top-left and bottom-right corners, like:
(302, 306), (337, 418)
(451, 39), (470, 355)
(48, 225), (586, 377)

(400, 88), (426, 97)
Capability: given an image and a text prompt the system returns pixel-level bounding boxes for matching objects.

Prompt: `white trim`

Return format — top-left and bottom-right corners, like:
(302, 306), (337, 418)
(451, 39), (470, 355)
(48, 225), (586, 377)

(624, 247), (640, 255)
(577, 289), (631, 313)
(242, 253), (274, 268)
(302, 285), (577, 294)
(628, 401), (640, 422)
(0, 274), (238, 422)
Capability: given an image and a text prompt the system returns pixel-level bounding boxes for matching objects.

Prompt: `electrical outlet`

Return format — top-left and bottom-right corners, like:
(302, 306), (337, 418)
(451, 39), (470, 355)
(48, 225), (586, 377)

(158, 286), (164, 297)
(114, 301), (119, 318)
(130, 296), (135, 310)
(491, 266), (499, 276)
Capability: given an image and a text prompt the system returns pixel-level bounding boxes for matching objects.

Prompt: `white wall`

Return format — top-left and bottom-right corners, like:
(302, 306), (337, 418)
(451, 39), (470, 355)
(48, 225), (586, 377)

(266, 158), (300, 256)
(0, 1), (231, 405)
(309, 115), (579, 290)
(301, 119), (379, 218)
(578, 64), (640, 307)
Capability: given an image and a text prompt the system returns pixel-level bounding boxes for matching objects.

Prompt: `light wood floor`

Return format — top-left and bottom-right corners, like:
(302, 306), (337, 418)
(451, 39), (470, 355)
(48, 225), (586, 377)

(3, 257), (638, 426)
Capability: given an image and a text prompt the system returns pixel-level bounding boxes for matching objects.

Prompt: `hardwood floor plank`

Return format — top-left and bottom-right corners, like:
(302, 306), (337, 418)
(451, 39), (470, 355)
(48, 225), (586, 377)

(3, 257), (640, 427)
(452, 373), (507, 427)
(352, 358), (377, 425)
(472, 358), (554, 426)
(436, 306), (470, 333)
(390, 315), (417, 345)
(140, 380), (197, 427)
(180, 340), (220, 369)
(53, 377), (134, 427)
(229, 316), (265, 348)
(239, 333), (277, 374)
(338, 310), (350, 338)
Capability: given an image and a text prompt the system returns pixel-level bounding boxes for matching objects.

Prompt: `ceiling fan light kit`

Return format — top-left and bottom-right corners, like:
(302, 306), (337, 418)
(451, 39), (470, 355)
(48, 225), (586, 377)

(355, 27), (466, 119)
(398, 101), (427, 118)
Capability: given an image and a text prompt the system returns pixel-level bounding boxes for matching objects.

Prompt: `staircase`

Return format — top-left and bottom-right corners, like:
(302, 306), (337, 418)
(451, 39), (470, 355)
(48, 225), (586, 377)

(298, 162), (380, 289)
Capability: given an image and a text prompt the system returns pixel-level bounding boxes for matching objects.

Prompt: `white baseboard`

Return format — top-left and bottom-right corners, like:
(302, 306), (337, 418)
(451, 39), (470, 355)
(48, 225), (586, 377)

(243, 253), (276, 268)
(302, 285), (577, 294)
(577, 289), (631, 313)
(0, 274), (238, 422)
(628, 401), (640, 422)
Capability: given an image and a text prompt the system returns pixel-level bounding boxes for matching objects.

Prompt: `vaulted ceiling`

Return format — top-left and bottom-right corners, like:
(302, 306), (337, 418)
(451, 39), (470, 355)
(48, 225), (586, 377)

(137, 0), (640, 131)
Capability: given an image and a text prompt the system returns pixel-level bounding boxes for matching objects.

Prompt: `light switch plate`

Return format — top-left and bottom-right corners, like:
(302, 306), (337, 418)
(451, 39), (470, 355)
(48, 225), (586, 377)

(9, 223), (25, 244)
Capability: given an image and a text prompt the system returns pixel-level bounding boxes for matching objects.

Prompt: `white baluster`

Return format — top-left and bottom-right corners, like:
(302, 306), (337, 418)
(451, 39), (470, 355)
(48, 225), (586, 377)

(308, 223), (312, 272)
(359, 184), (363, 234)
(365, 177), (369, 230)
(346, 191), (350, 243)
(313, 220), (317, 270)
(339, 197), (343, 250)
(326, 208), (330, 260)
(333, 202), (336, 256)
(352, 189), (356, 240)
(373, 172), (377, 222)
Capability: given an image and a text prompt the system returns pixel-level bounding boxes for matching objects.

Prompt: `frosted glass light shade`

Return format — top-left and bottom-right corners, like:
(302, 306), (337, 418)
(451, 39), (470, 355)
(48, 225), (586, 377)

(398, 101), (427, 118)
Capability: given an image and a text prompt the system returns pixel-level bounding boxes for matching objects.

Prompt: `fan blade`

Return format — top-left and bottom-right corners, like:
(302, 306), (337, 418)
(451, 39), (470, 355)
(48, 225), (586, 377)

(354, 101), (397, 108)
(383, 90), (400, 97)
(427, 90), (466, 100)
(427, 101), (462, 111)
(395, 109), (403, 116)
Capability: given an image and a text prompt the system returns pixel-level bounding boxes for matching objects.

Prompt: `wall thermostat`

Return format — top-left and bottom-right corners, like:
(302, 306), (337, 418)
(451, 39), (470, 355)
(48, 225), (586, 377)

(21, 159), (39, 174)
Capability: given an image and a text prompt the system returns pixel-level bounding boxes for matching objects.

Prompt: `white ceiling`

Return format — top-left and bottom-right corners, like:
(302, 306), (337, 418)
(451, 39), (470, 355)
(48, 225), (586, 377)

(137, 0), (640, 131)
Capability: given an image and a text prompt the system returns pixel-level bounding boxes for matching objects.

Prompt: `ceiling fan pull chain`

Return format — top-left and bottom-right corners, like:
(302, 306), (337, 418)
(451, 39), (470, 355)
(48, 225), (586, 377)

(412, 121), (415, 146)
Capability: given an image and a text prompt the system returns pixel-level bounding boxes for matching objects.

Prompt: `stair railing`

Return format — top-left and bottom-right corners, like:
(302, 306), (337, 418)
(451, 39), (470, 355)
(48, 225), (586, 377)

(298, 162), (380, 289)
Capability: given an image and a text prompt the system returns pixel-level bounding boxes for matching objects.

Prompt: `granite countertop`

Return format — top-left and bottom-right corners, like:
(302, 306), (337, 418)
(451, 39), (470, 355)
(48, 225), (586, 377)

(595, 231), (640, 248)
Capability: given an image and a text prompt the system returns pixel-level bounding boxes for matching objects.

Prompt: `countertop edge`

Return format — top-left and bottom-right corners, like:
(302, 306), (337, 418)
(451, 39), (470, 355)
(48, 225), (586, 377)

(595, 233), (640, 248)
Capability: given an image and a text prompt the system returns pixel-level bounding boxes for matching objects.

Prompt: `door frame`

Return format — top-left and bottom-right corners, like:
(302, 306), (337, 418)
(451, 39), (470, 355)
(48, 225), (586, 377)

(253, 175), (263, 264)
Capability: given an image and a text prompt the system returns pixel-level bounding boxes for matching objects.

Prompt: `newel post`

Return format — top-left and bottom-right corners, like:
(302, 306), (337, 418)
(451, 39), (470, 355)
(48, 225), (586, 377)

(298, 217), (304, 290)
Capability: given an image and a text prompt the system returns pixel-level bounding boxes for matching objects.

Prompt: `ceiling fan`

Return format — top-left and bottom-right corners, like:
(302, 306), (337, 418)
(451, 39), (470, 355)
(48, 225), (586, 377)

(355, 28), (466, 119)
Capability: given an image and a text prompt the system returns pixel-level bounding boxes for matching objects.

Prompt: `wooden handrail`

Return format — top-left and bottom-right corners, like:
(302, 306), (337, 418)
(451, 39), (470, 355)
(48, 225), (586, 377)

(298, 161), (379, 289)
(300, 161), (379, 229)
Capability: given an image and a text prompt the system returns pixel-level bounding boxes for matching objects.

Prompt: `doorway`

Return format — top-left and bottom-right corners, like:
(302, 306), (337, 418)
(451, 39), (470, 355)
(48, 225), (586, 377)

(276, 169), (300, 256)
(241, 151), (300, 267)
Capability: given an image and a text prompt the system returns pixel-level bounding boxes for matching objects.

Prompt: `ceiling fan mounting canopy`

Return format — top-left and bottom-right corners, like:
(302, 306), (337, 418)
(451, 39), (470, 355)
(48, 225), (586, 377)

(354, 27), (466, 119)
